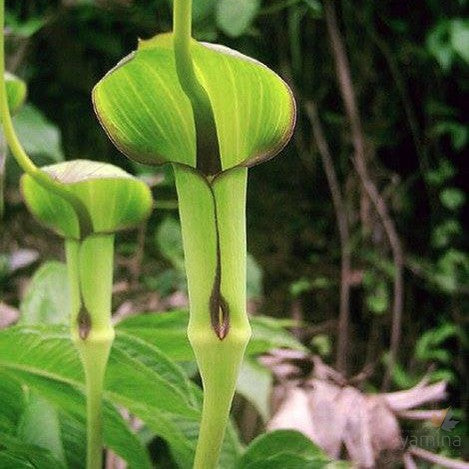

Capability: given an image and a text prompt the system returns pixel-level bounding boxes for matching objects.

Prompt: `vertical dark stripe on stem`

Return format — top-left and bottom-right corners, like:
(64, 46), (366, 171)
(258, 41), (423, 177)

(208, 182), (230, 340)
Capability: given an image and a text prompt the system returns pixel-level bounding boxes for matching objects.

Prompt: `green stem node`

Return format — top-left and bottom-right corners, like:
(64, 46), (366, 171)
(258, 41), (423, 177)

(174, 164), (251, 468)
(66, 235), (115, 469)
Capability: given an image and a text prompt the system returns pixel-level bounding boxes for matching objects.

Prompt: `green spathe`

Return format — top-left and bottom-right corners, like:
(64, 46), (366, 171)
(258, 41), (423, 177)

(21, 159), (153, 239)
(93, 33), (295, 173)
(93, 9), (296, 469)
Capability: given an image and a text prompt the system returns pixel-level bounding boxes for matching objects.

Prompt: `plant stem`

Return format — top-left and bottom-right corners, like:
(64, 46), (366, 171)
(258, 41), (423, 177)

(66, 235), (115, 469)
(0, 0), (92, 236)
(0, 131), (5, 218)
(174, 165), (251, 468)
(172, 0), (220, 175)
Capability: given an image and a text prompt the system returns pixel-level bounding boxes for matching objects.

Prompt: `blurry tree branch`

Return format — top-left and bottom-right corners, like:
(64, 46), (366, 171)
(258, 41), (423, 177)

(409, 447), (469, 469)
(305, 101), (351, 375)
(403, 452), (418, 469)
(323, 0), (404, 390)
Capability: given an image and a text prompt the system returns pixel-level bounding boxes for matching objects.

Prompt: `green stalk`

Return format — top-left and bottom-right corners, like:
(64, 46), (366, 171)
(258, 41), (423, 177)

(174, 164), (251, 468)
(0, 132), (5, 217)
(0, 0), (92, 237)
(66, 235), (115, 469)
(173, 0), (220, 175)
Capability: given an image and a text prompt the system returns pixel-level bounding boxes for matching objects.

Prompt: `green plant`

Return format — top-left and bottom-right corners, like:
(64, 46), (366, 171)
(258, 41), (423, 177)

(93, 0), (295, 466)
(0, 3), (152, 467)
(0, 70), (26, 217)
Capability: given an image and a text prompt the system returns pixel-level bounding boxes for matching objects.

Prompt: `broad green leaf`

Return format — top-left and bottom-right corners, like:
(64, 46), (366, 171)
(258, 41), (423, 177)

(365, 282), (389, 315)
(0, 372), (25, 434)
(4, 72), (26, 115)
(0, 431), (66, 469)
(440, 187), (465, 211)
(93, 33), (295, 173)
(247, 253), (263, 299)
(12, 104), (64, 163)
(58, 413), (87, 469)
(237, 430), (329, 469)
(0, 328), (153, 469)
(193, 0), (217, 22)
(21, 160), (153, 238)
(10, 372), (151, 469)
(116, 310), (305, 362)
(450, 19), (469, 63)
(0, 325), (242, 468)
(17, 262), (81, 466)
(246, 315), (307, 355)
(17, 393), (66, 465)
(0, 451), (35, 468)
(431, 219), (462, 248)
(236, 358), (272, 422)
(5, 11), (45, 38)
(240, 453), (324, 468)
(156, 216), (186, 271)
(20, 261), (69, 325)
(433, 121), (467, 151)
(216, 0), (260, 37)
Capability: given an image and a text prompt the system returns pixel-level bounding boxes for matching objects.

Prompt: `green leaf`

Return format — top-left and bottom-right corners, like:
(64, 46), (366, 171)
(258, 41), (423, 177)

(116, 310), (305, 362)
(236, 359), (272, 422)
(0, 372), (25, 434)
(156, 216), (185, 272)
(0, 432), (66, 469)
(247, 315), (306, 355)
(193, 0), (217, 22)
(0, 328), (153, 469)
(17, 263), (78, 466)
(58, 413), (87, 469)
(303, 0), (323, 16)
(17, 393), (66, 465)
(117, 310), (194, 361)
(426, 20), (454, 71)
(237, 430), (329, 468)
(440, 187), (465, 211)
(431, 219), (462, 248)
(20, 262), (69, 325)
(432, 121), (467, 150)
(425, 159), (456, 186)
(12, 104), (64, 163)
(365, 282), (389, 315)
(290, 277), (313, 297)
(0, 325), (242, 468)
(247, 253), (263, 299)
(5, 11), (45, 38)
(21, 160), (153, 238)
(216, 0), (260, 37)
(450, 19), (469, 63)
(93, 33), (295, 173)
(4, 72), (27, 115)
(310, 334), (331, 357)
(415, 323), (465, 364)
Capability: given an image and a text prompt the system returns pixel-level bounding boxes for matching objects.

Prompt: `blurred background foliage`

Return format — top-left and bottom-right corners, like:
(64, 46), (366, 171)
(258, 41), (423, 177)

(0, 0), (468, 466)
